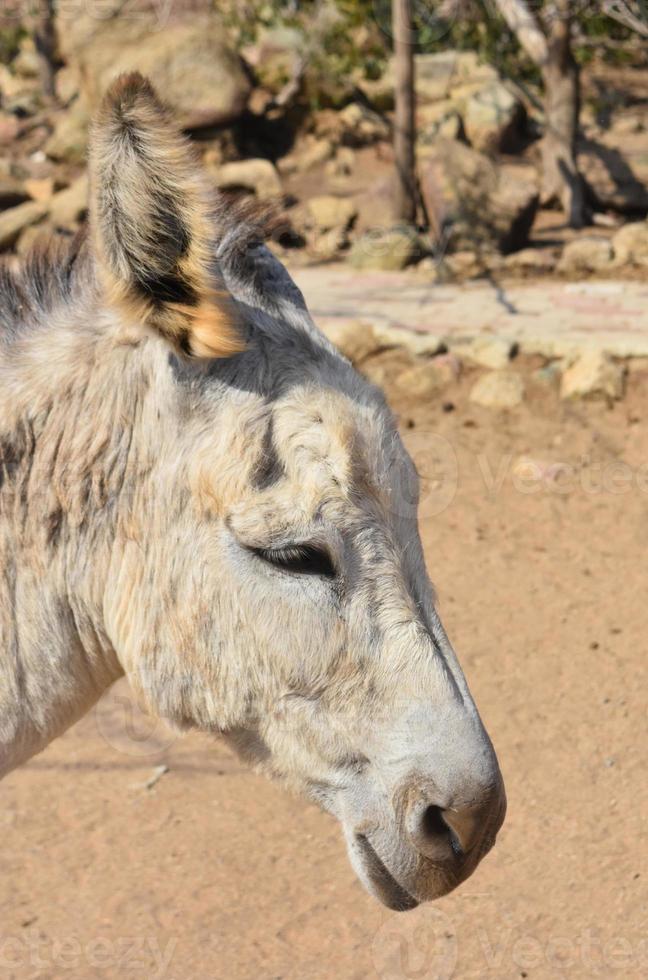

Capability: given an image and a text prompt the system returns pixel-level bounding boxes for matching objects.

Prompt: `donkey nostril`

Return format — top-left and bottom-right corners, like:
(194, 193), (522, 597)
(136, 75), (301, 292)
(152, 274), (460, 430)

(422, 804), (450, 839)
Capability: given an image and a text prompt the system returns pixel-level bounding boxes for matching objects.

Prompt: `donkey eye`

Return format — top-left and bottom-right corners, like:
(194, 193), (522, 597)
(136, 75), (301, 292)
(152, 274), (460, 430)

(253, 544), (336, 579)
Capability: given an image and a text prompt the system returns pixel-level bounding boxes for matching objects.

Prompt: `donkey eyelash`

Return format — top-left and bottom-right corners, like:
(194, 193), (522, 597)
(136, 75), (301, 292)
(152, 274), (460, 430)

(252, 544), (336, 579)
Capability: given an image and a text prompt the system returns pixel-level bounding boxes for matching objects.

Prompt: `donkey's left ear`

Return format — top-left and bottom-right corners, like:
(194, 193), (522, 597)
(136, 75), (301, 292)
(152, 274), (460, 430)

(88, 72), (244, 359)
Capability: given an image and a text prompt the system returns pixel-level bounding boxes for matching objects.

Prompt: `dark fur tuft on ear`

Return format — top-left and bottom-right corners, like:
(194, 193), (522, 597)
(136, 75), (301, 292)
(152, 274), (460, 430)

(89, 72), (244, 359)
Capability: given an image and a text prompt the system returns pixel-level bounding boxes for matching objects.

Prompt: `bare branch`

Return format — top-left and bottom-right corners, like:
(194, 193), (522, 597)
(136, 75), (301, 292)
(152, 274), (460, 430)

(601, 0), (648, 37)
(491, 0), (549, 66)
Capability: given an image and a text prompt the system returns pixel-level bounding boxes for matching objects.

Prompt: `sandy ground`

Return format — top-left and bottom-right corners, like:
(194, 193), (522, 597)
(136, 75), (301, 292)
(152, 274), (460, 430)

(1, 354), (647, 980)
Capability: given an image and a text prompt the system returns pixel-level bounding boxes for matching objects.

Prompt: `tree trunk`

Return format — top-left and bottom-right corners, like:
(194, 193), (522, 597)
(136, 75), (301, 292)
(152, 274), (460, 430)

(392, 0), (417, 224)
(33, 0), (57, 101)
(493, 0), (589, 228)
(540, 3), (588, 227)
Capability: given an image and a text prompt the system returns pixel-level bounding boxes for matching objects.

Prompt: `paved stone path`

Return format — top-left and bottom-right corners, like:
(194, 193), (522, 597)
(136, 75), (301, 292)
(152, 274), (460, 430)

(290, 264), (648, 359)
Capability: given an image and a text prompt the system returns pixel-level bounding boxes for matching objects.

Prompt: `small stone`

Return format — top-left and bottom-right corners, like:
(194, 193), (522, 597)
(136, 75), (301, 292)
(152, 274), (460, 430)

(325, 147), (356, 179)
(24, 177), (55, 203)
(0, 200), (48, 250)
(469, 371), (525, 409)
(350, 227), (423, 271)
(560, 350), (625, 401)
(451, 335), (514, 369)
(45, 100), (90, 164)
(395, 362), (445, 397)
(306, 195), (358, 233)
(279, 136), (333, 175)
(323, 321), (381, 364)
(532, 362), (563, 387)
(0, 176), (30, 210)
(336, 102), (389, 146)
(612, 221), (648, 267)
(0, 113), (20, 145)
(503, 247), (557, 273)
(558, 237), (613, 273)
(16, 223), (50, 256)
(49, 176), (88, 228)
(215, 159), (282, 200)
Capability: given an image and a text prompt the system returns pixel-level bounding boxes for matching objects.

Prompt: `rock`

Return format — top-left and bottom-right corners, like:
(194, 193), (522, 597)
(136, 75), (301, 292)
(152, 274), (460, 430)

(360, 50), (499, 113)
(13, 37), (40, 78)
(324, 320), (381, 364)
(578, 135), (648, 213)
(325, 147), (356, 179)
(503, 246), (557, 273)
(279, 136), (333, 175)
(463, 82), (525, 153)
(16, 223), (51, 256)
(0, 176), (29, 210)
(0, 200), (48, 250)
(443, 250), (486, 280)
(214, 159), (283, 200)
(418, 104), (463, 144)
(395, 356), (459, 396)
(470, 371), (525, 409)
(532, 362), (563, 388)
(49, 176), (88, 228)
(558, 237), (613, 273)
(45, 100), (90, 164)
(419, 139), (539, 254)
(55, 66), (80, 105)
(349, 226), (423, 271)
(243, 26), (303, 94)
(612, 221), (648, 266)
(0, 113), (20, 146)
(415, 51), (498, 104)
(244, 24), (353, 108)
(450, 335), (515, 369)
(560, 351), (625, 400)
(23, 177), (55, 203)
(56, 13), (250, 130)
(306, 196), (358, 232)
(336, 103), (390, 146)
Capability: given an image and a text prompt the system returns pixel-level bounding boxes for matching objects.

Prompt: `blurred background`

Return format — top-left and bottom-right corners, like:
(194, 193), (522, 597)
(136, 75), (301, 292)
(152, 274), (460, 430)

(1, 3), (647, 979)
(0, 0), (647, 273)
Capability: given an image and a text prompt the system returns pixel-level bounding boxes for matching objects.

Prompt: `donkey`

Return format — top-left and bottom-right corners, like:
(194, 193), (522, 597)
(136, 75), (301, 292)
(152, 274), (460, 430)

(0, 74), (505, 910)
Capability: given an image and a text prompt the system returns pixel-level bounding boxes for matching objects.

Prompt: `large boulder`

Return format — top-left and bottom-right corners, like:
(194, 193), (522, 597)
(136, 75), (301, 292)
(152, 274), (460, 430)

(612, 221), (648, 266)
(45, 99), (90, 164)
(349, 226), (423, 271)
(243, 24), (354, 108)
(557, 237), (613, 274)
(306, 195), (358, 233)
(55, 12), (251, 130)
(470, 371), (525, 409)
(578, 134), (648, 214)
(462, 82), (525, 153)
(360, 50), (498, 112)
(419, 138), (539, 254)
(212, 159), (283, 201)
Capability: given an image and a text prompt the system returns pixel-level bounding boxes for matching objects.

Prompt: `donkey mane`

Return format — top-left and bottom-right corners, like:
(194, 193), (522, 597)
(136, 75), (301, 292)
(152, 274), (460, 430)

(0, 233), (92, 346)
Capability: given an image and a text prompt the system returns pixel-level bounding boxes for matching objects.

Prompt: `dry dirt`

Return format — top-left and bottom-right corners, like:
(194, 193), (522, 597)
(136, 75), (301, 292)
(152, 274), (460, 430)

(1, 355), (647, 980)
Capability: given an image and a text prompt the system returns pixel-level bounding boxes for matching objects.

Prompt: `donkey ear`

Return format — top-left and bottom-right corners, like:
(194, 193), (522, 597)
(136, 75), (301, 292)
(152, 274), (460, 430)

(88, 72), (244, 359)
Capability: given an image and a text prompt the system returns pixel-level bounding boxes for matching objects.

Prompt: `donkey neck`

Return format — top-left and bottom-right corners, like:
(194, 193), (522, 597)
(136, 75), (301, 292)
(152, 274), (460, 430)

(0, 314), (169, 778)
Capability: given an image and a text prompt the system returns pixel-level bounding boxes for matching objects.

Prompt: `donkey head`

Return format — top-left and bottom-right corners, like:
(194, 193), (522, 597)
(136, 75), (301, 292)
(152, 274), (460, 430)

(88, 75), (505, 910)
